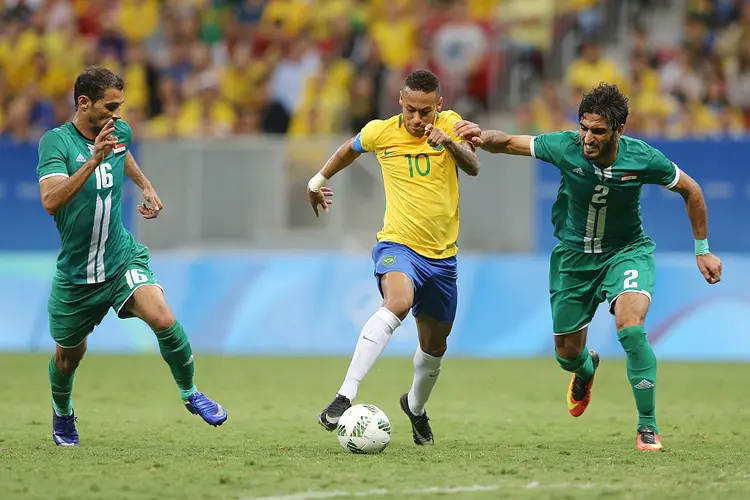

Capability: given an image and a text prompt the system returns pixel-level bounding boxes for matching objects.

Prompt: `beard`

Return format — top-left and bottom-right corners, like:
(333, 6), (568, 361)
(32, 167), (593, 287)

(584, 136), (617, 161)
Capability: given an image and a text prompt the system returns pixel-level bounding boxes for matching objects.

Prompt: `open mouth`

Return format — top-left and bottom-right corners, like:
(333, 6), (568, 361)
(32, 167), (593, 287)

(584, 143), (598, 154)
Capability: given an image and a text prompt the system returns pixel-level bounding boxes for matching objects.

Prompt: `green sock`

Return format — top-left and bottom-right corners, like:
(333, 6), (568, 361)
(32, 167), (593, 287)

(618, 325), (658, 433)
(555, 347), (595, 382)
(155, 321), (198, 400)
(49, 356), (74, 416)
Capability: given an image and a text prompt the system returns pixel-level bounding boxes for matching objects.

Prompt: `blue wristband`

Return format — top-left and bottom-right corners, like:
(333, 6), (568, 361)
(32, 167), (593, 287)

(695, 239), (710, 256)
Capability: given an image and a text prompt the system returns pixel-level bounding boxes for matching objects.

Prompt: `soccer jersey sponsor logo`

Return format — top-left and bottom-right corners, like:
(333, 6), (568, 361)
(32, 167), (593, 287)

(572, 167), (584, 176)
(76, 154), (85, 163)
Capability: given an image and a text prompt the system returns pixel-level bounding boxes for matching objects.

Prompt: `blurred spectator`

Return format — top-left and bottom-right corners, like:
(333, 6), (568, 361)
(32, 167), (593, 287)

(0, 0), (746, 142)
(566, 40), (627, 97)
(264, 36), (320, 134)
(660, 45), (704, 103)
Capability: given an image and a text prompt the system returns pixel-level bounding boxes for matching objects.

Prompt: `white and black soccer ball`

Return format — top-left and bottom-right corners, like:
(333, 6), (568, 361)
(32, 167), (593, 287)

(336, 404), (391, 454)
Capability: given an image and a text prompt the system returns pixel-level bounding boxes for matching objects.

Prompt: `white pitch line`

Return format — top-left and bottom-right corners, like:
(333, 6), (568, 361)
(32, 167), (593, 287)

(241, 481), (623, 500)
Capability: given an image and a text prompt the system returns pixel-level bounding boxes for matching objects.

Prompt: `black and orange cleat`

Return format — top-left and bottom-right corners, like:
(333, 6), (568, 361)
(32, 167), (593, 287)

(636, 426), (663, 451)
(567, 349), (600, 417)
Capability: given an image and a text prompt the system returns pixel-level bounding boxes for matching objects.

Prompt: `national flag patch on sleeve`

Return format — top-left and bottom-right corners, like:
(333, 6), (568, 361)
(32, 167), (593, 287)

(113, 144), (126, 154)
(622, 172), (638, 181)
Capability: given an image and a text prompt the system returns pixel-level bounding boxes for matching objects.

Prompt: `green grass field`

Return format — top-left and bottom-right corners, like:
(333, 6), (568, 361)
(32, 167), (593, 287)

(1, 354), (748, 500)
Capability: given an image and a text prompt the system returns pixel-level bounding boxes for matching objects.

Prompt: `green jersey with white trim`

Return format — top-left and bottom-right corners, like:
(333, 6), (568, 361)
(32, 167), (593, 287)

(37, 120), (136, 284)
(532, 131), (680, 253)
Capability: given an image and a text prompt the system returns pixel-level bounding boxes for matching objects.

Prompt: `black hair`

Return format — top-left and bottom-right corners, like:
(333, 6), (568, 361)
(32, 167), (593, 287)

(578, 83), (629, 130)
(404, 69), (440, 95)
(73, 67), (124, 109)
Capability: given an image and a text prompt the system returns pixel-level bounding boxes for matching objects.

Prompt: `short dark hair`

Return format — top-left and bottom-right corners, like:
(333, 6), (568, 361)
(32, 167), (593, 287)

(578, 83), (629, 130)
(74, 67), (124, 109)
(404, 69), (440, 95)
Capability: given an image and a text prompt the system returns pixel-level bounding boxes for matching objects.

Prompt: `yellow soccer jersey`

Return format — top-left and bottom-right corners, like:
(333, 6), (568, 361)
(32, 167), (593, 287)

(353, 110), (470, 259)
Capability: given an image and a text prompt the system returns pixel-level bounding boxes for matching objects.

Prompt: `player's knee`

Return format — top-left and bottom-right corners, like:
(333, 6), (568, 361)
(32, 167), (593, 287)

(554, 342), (583, 360)
(422, 344), (447, 357)
(382, 297), (411, 321)
(55, 352), (83, 374)
(615, 314), (645, 332)
(147, 308), (176, 332)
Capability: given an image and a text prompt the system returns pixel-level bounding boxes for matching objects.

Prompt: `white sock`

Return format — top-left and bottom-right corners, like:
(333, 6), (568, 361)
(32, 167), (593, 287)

(337, 307), (401, 401)
(407, 348), (443, 416)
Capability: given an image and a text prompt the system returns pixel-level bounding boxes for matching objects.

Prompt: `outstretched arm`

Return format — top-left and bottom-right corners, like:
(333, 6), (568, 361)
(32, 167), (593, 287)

(125, 151), (163, 219)
(306, 137), (361, 217)
(425, 123), (480, 176)
(669, 170), (722, 284)
(453, 120), (534, 156)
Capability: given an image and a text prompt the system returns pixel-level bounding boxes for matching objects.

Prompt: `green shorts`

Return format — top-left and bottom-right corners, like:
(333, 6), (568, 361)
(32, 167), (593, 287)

(549, 238), (656, 334)
(48, 243), (162, 348)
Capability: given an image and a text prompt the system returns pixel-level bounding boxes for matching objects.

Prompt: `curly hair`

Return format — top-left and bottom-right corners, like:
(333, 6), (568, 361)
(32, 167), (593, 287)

(578, 83), (629, 130)
(404, 69), (440, 95)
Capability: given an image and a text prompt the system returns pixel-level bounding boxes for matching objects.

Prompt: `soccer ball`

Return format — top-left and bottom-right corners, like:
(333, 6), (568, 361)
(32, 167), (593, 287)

(336, 404), (391, 454)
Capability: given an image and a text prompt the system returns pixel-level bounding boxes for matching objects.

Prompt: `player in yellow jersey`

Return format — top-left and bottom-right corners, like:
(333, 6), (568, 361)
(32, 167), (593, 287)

(307, 70), (480, 445)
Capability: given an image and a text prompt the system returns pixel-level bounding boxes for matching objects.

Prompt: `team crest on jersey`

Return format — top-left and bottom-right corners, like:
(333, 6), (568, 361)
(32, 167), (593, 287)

(431, 143), (445, 152)
(621, 172), (638, 181)
(382, 256), (396, 266)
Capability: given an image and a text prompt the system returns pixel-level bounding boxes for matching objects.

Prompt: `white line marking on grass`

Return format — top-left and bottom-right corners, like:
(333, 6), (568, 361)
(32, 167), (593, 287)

(242, 482), (624, 500)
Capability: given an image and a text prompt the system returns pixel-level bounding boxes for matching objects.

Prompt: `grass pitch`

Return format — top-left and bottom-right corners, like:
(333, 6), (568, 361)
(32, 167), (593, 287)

(1, 354), (748, 499)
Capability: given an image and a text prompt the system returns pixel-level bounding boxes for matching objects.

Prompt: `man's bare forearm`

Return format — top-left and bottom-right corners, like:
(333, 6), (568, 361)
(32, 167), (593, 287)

(682, 187), (708, 240)
(41, 158), (100, 215)
(319, 138), (360, 179)
(479, 130), (512, 153)
(125, 151), (153, 190)
(445, 140), (480, 176)
(479, 130), (534, 156)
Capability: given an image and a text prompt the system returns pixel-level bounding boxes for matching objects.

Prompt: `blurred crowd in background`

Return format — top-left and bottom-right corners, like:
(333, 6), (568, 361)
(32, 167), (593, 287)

(0, 0), (749, 144)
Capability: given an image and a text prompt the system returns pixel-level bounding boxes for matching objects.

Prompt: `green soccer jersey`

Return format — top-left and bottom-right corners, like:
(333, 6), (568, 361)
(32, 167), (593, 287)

(532, 131), (680, 254)
(37, 120), (136, 284)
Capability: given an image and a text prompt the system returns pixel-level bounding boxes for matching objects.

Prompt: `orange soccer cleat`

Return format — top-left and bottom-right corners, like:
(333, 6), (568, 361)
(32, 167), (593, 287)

(636, 426), (663, 451)
(566, 350), (600, 417)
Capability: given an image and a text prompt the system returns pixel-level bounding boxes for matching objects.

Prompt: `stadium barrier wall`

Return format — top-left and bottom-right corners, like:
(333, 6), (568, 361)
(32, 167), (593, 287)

(0, 139), (138, 250)
(0, 251), (748, 360)
(3, 137), (749, 254)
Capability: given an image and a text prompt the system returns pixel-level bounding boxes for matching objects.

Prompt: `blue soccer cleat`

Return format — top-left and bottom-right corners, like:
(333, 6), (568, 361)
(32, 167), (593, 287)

(184, 392), (227, 426)
(52, 409), (79, 446)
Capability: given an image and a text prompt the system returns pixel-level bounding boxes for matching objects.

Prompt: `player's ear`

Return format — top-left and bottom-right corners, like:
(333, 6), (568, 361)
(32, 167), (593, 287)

(78, 96), (90, 111)
(615, 123), (625, 137)
(436, 96), (443, 112)
(398, 91), (403, 107)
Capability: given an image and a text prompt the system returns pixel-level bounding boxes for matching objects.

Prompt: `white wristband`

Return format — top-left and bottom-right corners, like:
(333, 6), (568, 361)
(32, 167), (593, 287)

(307, 172), (328, 192)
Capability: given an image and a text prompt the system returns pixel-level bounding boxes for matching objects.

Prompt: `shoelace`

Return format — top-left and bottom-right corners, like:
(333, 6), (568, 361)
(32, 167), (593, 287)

(572, 377), (588, 401)
(191, 393), (214, 412)
(639, 429), (657, 444)
(56, 415), (77, 433)
(331, 396), (350, 413)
